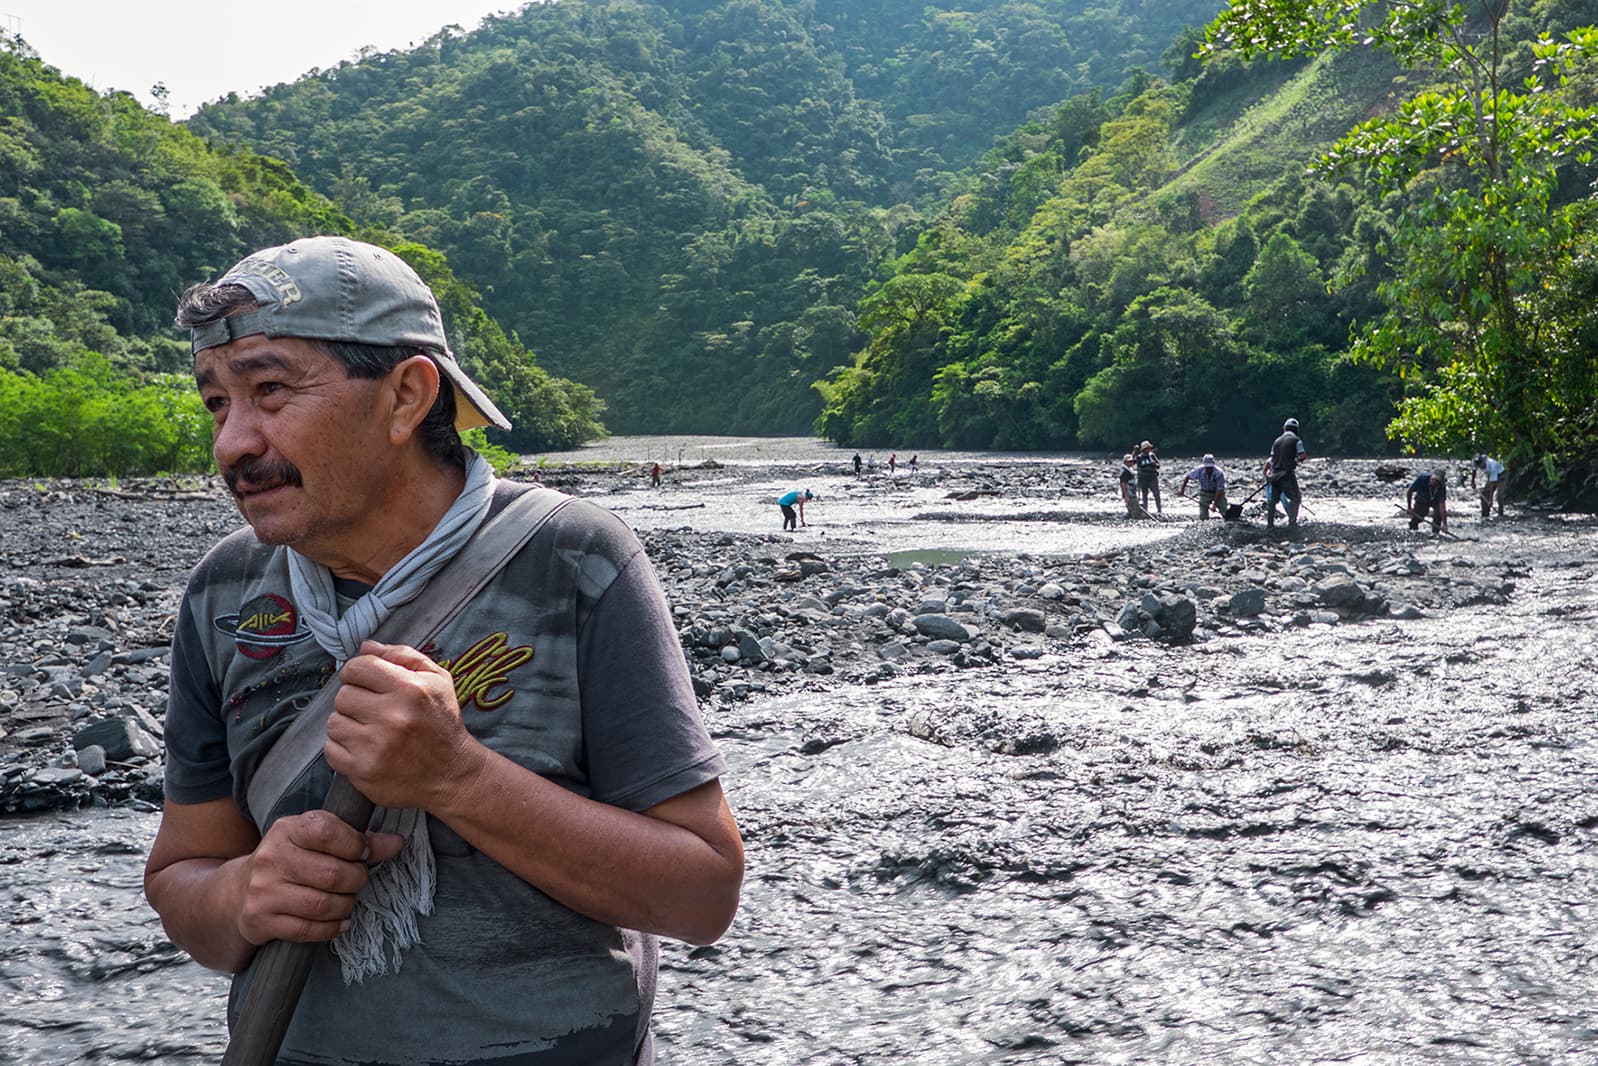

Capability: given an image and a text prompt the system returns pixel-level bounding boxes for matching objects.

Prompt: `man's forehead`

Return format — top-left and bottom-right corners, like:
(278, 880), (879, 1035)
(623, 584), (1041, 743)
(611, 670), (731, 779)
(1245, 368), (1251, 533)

(193, 335), (329, 383)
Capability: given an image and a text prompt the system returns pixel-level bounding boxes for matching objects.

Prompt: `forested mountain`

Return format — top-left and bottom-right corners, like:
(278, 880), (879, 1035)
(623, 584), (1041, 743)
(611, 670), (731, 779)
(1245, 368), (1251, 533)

(817, 0), (1598, 474)
(7, 0), (1593, 486)
(0, 35), (604, 474)
(187, 0), (1219, 434)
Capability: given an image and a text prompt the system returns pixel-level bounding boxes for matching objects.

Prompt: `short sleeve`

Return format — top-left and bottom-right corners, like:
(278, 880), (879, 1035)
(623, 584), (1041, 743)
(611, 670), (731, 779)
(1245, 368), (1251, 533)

(577, 551), (725, 812)
(162, 594), (235, 805)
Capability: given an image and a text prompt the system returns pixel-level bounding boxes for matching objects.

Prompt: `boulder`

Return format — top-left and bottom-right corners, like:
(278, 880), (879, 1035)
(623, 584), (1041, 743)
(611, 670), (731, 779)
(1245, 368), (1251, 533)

(1152, 594), (1197, 641)
(913, 614), (975, 642)
(1313, 575), (1367, 610)
(72, 716), (159, 761)
(1000, 608), (1046, 633)
(76, 744), (107, 776)
(1229, 588), (1267, 617)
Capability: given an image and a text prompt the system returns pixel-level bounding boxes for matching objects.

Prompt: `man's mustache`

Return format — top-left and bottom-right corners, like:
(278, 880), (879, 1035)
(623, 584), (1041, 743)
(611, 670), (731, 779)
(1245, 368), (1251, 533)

(224, 458), (303, 497)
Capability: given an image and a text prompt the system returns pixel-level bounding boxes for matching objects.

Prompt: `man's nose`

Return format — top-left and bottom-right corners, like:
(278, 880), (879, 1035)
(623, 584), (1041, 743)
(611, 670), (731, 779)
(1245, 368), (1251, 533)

(212, 404), (265, 470)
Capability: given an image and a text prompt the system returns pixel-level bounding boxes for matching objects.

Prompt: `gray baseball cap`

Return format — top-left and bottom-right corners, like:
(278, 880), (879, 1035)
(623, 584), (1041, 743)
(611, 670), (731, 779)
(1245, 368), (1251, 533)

(189, 236), (511, 432)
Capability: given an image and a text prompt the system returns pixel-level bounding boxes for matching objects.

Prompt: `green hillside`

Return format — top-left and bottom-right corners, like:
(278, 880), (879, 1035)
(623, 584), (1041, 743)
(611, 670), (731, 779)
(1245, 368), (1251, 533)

(814, 0), (1598, 498)
(186, 0), (1221, 434)
(0, 35), (603, 475)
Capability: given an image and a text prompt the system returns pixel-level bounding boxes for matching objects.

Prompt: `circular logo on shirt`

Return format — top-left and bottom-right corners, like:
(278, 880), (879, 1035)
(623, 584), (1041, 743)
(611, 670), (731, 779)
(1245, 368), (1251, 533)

(214, 592), (308, 660)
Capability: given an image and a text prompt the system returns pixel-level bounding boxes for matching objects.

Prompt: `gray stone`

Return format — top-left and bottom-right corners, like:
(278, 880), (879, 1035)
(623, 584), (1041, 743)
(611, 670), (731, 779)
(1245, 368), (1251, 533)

(926, 639), (963, 655)
(1116, 601), (1142, 631)
(720, 645), (740, 663)
(878, 641), (911, 661)
(111, 647), (170, 666)
(124, 704), (164, 739)
(1229, 588), (1267, 617)
(735, 630), (768, 663)
(72, 716), (160, 761)
(1037, 582), (1066, 601)
(76, 744), (108, 776)
(1313, 575), (1366, 609)
(83, 651), (114, 678)
(913, 614), (974, 642)
(28, 766), (85, 787)
(1000, 608), (1046, 633)
(1153, 594), (1197, 641)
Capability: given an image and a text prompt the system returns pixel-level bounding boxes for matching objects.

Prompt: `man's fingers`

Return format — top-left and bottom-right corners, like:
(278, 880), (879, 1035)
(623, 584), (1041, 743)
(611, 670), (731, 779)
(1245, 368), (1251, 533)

(281, 809), (370, 863)
(365, 831), (406, 865)
(358, 639), (443, 672)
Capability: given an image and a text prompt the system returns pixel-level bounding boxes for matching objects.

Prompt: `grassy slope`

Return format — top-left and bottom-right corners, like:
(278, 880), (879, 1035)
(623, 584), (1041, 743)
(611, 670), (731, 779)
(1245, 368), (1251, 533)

(1164, 49), (1405, 217)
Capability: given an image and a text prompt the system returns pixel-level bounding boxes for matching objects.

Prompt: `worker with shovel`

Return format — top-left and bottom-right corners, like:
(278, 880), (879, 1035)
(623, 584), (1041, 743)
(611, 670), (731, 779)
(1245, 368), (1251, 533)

(1264, 418), (1307, 529)
(1178, 454), (1228, 520)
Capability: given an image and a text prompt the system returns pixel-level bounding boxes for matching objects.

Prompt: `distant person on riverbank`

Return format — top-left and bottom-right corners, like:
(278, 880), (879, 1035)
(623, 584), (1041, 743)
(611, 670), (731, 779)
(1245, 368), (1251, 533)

(1472, 454), (1506, 518)
(909, 455), (918, 473)
(779, 488), (813, 530)
(1407, 469), (1450, 533)
(1118, 454), (1140, 516)
(1264, 418), (1307, 529)
(147, 236), (742, 1065)
(651, 462), (662, 488)
(1178, 455), (1227, 520)
(1135, 441), (1162, 514)
(889, 452), (898, 475)
(853, 452), (863, 476)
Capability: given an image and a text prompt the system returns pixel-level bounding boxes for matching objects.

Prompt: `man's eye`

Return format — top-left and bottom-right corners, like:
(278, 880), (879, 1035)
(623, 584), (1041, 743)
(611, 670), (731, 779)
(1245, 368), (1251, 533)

(203, 396), (227, 413)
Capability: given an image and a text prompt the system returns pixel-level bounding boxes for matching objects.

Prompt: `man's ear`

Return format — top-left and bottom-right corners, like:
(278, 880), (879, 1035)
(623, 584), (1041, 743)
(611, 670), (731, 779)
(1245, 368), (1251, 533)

(386, 355), (443, 444)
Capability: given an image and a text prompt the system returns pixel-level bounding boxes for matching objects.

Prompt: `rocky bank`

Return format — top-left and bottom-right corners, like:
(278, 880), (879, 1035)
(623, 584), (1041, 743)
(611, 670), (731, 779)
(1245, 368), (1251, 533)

(0, 455), (1541, 814)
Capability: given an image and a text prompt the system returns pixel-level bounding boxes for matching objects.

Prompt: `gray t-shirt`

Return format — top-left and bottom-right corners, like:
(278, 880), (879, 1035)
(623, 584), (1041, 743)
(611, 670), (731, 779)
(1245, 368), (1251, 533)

(163, 485), (725, 1065)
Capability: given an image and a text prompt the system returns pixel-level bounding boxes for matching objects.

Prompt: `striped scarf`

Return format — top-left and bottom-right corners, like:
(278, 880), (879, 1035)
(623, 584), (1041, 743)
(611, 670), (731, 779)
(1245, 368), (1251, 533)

(286, 451), (495, 983)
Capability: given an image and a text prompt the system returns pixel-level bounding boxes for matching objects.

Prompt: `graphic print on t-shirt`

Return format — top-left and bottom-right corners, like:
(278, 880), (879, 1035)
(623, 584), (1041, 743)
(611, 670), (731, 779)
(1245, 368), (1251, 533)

(212, 592), (314, 660)
(433, 632), (535, 711)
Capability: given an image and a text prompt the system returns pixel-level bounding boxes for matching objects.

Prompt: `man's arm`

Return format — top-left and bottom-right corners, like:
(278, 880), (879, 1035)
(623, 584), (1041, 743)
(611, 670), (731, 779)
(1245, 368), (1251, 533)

(330, 641), (744, 946)
(144, 798), (403, 973)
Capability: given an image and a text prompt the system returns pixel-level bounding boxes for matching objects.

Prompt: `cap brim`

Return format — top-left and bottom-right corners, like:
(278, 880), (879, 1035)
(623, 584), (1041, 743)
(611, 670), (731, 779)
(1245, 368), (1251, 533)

(436, 355), (511, 432)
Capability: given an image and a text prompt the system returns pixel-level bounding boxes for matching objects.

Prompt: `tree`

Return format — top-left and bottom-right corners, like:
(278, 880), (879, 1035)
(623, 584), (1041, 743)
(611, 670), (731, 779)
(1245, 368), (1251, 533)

(1205, 0), (1598, 500)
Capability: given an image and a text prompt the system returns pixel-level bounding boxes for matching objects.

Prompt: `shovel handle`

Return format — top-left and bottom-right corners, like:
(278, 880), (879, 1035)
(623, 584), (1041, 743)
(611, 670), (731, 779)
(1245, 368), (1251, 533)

(220, 775), (375, 1066)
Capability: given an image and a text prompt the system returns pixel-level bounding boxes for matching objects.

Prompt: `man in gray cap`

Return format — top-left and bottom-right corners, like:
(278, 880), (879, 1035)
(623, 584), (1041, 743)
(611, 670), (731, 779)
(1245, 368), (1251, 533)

(1178, 454), (1228, 520)
(144, 236), (742, 1065)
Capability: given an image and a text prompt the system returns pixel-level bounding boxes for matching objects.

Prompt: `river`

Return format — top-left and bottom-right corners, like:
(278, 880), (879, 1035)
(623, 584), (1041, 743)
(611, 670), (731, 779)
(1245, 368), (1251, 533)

(4, 439), (1597, 1064)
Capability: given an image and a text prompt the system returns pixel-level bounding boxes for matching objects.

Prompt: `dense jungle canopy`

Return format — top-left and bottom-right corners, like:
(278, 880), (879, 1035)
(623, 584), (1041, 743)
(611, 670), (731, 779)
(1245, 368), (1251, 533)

(3, 0), (1597, 498)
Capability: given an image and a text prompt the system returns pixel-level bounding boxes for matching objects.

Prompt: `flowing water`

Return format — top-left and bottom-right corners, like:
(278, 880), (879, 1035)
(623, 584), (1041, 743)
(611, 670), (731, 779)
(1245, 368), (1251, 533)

(4, 443), (1597, 1064)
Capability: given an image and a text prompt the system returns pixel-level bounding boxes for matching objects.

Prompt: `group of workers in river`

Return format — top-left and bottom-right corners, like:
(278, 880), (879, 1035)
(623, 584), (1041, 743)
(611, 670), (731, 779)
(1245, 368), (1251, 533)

(773, 421), (1509, 533)
(1118, 419), (1507, 534)
(1119, 419), (1307, 526)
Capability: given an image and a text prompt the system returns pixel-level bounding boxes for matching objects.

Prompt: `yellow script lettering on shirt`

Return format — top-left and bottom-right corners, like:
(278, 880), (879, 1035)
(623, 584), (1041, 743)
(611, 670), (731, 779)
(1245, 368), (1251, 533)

(439, 632), (535, 711)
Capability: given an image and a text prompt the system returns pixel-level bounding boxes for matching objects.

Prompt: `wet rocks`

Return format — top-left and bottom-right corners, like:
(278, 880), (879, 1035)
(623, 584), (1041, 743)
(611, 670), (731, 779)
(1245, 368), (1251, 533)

(0, 461), (1541, 815)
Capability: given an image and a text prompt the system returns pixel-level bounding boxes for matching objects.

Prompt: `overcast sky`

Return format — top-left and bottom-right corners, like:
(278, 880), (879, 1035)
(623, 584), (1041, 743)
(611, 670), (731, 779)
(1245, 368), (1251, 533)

(1, 1), (523, 117)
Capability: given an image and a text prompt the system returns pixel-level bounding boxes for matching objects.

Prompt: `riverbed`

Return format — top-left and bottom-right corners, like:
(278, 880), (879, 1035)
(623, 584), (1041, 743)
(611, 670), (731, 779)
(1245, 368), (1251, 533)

(3, 438), (1596, 1064)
